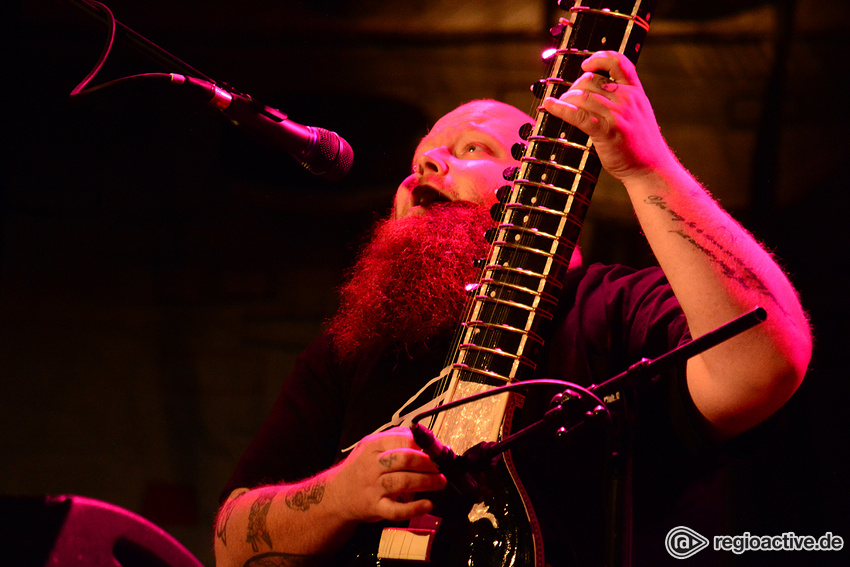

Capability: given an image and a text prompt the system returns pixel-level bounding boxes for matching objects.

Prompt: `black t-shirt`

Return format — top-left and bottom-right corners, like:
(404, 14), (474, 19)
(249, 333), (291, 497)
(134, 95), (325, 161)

(223, 263), (730, 566)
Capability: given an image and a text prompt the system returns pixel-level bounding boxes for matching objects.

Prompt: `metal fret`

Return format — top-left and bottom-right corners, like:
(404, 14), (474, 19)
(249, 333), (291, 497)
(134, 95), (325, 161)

(569, 6), (651, 31)
(525, 137), (591, 152)
(481, 265), (564, 291)
(503, 202), (588, 223)
(488, 241), (567, 268)
(480, 275), (559, 303)
(514, 175), (597, 195)
(463, 321), (546, 345)
(548, 48), (597, 58)
(495, 225), (560, 248)
(569, 5), (651, 31)
(449, 364), (514, 385)
(457, 343), (535, 366)
(470, 294), (555, 318)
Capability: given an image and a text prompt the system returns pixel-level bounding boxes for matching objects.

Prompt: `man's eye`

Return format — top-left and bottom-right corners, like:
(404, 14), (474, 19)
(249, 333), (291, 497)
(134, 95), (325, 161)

(464, 143), (486, 154)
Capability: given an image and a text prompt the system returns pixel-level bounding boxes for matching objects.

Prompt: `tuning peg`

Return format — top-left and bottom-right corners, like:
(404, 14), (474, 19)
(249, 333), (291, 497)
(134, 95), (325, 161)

(511, 142), (527, 161)
(550, 22), (566, 38)
(490, 203), (505, 222)
(502, 166), (518, 181)
(531, 79), (547, 99)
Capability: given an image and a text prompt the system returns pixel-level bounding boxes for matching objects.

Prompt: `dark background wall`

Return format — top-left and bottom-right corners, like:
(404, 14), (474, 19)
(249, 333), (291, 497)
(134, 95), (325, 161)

(3, 0), (849, 564)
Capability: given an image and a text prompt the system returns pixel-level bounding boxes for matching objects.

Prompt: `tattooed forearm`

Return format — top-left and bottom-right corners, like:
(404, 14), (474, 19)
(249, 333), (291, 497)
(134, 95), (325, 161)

(644, 195), (783, 311)
(216, 489), (248, 546)
(247, 489), (276, 552)
(244, 552), (330, 567)
(284, 481), (325, 512)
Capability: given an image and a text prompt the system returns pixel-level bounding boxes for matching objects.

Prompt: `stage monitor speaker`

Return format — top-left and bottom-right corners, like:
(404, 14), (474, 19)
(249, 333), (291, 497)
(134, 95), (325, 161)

(0, 494), (204, 567)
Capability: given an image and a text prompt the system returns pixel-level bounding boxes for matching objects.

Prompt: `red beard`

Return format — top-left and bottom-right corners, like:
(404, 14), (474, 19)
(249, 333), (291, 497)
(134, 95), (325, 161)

(328, 202), (495, 361)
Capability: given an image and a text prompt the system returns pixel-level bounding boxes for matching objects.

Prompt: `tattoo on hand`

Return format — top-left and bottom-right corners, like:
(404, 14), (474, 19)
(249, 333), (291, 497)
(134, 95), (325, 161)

(644, 195), (784, 312)
(247, 489), (275, 552)
(378, 454), (398, 468)
(285, 481), (325, 512)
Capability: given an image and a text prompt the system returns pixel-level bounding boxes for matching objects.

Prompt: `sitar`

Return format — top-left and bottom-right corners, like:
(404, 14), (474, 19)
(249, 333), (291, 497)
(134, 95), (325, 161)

(351, 1), (656, 565)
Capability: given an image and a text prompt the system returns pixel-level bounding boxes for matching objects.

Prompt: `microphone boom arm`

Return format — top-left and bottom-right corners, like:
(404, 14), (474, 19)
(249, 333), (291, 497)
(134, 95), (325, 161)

(412, 306), (768, 467)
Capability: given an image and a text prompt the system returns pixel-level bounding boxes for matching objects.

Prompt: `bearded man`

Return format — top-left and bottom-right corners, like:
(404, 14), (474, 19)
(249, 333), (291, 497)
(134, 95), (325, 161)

(213, 52), (811, 567)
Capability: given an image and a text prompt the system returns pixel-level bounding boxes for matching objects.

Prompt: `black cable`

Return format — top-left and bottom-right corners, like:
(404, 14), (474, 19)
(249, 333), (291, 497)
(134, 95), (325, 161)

(69, 0), (116, 97)
(411, 378), (611, 427)
(67, 0), (219, 98)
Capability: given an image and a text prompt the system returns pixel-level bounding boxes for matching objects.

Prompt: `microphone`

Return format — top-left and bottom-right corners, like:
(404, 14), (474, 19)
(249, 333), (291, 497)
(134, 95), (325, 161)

(170, 74), (353, 181)
(410, 423), (499, 500)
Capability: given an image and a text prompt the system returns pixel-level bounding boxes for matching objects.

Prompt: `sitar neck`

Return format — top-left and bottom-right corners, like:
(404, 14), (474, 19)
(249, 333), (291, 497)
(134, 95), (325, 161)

(432, 0), (655, 451)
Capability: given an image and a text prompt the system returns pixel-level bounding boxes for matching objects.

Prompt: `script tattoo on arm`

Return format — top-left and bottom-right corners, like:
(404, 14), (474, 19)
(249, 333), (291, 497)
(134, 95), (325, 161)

(284, 480), (325, 512)
(246, 489), (276, 552)
(644, 195), (784, 313)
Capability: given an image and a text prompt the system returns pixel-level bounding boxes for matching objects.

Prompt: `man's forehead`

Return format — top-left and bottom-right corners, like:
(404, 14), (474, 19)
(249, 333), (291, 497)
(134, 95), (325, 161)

(417, 100), (531, 151)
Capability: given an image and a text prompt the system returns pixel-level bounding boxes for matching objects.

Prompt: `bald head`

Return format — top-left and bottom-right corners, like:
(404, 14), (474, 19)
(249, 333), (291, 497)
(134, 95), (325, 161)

(393, 99), (534, 219)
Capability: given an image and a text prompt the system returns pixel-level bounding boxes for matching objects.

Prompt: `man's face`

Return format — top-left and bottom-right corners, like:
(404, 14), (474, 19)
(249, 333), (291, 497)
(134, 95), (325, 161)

(393, 100), (533, 220)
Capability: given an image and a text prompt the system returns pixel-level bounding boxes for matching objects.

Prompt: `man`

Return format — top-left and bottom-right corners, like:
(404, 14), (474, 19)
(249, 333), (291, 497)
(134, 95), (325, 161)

(213, 52), (811, 566)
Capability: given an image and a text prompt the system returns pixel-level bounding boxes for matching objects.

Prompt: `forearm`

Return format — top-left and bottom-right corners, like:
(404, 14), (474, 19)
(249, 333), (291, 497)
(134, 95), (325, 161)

(214, 427), (446, 567)
(624, 158), (812, 435)
(214, 471), (355, 567)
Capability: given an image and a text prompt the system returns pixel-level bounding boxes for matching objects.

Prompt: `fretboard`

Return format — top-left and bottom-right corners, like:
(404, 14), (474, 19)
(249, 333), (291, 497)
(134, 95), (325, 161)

(436, 2), (655, 449)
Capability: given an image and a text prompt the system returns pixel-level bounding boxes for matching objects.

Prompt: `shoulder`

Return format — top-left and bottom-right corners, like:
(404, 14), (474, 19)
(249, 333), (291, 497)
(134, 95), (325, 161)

(564, 263), (684, 325)
(548, 263), (689, 373)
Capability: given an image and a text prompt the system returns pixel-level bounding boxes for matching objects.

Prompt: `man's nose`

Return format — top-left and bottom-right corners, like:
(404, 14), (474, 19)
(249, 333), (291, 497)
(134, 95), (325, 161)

(416, 148), (449, 176)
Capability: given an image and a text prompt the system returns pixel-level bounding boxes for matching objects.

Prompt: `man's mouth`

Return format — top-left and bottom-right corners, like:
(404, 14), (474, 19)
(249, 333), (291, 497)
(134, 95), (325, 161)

(411, 185), (452, 208)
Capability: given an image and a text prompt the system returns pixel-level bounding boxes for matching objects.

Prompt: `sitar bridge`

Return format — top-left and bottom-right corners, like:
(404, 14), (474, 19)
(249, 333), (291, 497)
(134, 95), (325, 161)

(378, 515), (442, 563)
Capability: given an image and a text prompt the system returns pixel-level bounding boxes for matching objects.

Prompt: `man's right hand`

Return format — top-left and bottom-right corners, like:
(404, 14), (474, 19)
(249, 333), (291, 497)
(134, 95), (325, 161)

(215, 427), (447, 566)
(331, 426), (447, 523)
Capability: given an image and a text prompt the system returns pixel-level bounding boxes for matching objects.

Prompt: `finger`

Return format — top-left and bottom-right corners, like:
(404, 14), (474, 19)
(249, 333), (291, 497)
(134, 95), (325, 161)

(580, 51), (640, 87)
(376, 496), (435, 522)
(542, 95), (584, 124)
(380, 471), (447, 498)
(365, 429), (418, 458)
(377, 426), (417, 445)
(378, 448), (442, 473)
(569, 89), (616, 117)
(569, 71), (621, 100)
(384, 425), (415, 437)
(542, 95), (605, 138)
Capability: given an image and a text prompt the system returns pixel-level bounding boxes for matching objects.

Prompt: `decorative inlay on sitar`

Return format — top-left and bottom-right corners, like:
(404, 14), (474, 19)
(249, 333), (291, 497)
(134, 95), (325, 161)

(352, 2), (657, 565)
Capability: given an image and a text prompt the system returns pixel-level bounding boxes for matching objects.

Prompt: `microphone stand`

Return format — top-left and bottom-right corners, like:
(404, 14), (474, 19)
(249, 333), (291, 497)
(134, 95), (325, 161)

(414, 306), (767, 567)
